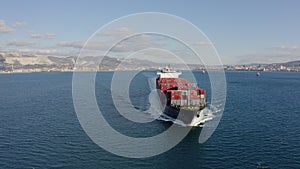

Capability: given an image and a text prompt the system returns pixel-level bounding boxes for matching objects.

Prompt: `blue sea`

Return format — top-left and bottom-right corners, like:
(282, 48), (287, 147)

(0, 71), (299, 168)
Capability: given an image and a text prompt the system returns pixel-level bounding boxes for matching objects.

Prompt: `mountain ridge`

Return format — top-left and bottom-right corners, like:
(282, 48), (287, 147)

(0, 51), (299, 72)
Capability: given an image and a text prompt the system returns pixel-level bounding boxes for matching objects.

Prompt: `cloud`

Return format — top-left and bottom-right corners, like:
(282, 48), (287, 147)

(45, 33), (56, 38)
(35, 49), (72, 56)
(0, 19), (14, 33)
(57, 40), (116, 51)
(192, 41), (215, 46)
(273, 45), (300, 51)
(238, 52), (300, 64)
(58, 31), (204, 57)
(29, 32), (44, 38)
(57, 41), (85, 49)
(99, 27), (135, 38)
(6, 48), (78, 57)
(13, 21), (27, 28)
(14, 48), (34, 53)
(7, 40), (36, 46)
(29, 32), (56, 39)
(237, 45), (300, 64)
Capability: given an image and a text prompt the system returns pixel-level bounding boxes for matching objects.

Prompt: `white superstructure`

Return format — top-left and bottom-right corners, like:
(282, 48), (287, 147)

(157, 66), (182, 78)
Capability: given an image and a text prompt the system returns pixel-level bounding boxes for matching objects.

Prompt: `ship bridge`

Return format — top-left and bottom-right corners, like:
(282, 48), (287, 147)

(157, 66), (182, 78)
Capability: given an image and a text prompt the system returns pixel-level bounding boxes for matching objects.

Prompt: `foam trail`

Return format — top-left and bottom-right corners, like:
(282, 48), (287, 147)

(199, 97), (225, 143)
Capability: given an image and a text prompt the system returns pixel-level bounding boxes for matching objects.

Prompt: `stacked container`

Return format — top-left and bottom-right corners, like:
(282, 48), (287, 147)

(158, 77), (206, 107)
(166, 89), (206, 107)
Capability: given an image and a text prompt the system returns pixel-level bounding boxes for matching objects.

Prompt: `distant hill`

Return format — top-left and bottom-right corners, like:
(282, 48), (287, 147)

(0, 51), (208, 72)
(270, 60), (300, 67)
(0, 51), (73, 71)
(0, 51), (161, 71)
(6, 51), (298, 72)
(246, 63), (269, 66)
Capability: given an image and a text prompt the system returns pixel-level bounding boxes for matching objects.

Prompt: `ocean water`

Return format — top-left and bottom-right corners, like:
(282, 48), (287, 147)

(0, 71), (299, 168)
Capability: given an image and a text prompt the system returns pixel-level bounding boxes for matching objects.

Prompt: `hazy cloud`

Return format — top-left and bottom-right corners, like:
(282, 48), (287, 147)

(14, 48), (34, 53)
(0, 19), (14, 33)
(7, 48), (78, 57)
(192, 41), (215, 46)
(100, 27), (135, 38)
(273, 45), (300, 51)
(57, 40), (116, 51)
(238, 53), (300, 64)
(7, 40), (36, 46)
(29, 32), (56, 39)
(58, 31), (202, 58)
(29, 32), (44, 38)
(35, 49), (72, 56)
(45, 33), (56, 38)
(13, 21), (27, 28)
(57, 41), (85, 49)
(237, 45), (300, 64)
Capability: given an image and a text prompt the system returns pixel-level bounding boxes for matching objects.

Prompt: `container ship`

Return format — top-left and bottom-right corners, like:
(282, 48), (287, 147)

(156, 66), (209, 126)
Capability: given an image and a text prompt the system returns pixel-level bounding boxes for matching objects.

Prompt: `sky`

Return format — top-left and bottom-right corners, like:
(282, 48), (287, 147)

(1, 0), (300, 64)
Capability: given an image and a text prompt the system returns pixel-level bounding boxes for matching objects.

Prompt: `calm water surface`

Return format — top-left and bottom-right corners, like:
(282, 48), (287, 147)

(0, 71), (299, 168)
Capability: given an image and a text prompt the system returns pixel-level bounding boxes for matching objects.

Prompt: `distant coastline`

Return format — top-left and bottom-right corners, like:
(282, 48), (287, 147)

(1, 51), (299, 74)
(1, 68), (299, 75)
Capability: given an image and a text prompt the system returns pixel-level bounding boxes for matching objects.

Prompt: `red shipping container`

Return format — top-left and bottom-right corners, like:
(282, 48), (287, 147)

(174, 96), (181, 100)
(200, 89), (206, 94)
(173, 91), (182, 96)
(190, 90), (197, 96)
(190, 95), (200, 99)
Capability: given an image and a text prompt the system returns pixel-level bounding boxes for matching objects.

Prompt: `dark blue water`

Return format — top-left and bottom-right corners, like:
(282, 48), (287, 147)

(0, 71), (299, 168)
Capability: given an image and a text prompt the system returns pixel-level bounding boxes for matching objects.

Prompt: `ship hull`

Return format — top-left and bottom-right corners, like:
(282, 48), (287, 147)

(163, 106), (205, 126)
